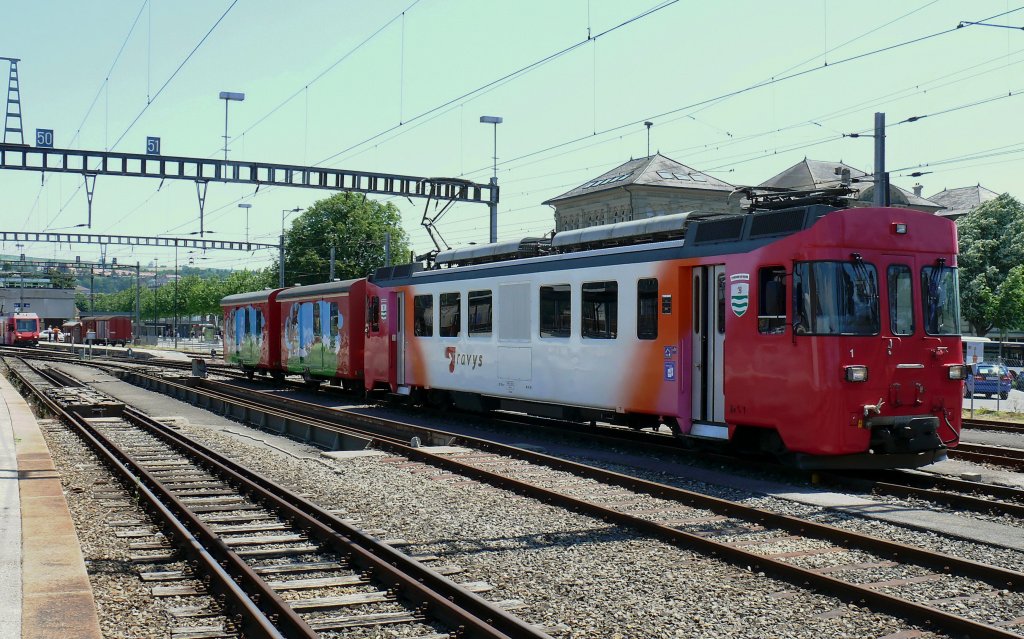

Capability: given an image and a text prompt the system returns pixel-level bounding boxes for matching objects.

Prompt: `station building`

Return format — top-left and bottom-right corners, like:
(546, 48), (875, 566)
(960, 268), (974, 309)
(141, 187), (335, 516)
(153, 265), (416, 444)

(542, 155), (953, 233)
(0, 287), (76, 328)
(927, 185), (1000, 220)
(543, 154), (741, 232)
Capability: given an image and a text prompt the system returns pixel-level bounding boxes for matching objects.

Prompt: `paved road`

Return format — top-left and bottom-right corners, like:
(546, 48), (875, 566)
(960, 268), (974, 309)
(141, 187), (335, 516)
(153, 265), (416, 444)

(962, 387), (1024, 414)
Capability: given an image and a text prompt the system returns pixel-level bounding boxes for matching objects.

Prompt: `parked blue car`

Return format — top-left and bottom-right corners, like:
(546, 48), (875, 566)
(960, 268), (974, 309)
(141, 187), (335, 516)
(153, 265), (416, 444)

(964, 362), (1012, 400)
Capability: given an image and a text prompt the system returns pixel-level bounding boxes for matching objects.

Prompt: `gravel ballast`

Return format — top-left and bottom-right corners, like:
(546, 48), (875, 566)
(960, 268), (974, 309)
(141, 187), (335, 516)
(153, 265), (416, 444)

(39, 362), (1024, 637)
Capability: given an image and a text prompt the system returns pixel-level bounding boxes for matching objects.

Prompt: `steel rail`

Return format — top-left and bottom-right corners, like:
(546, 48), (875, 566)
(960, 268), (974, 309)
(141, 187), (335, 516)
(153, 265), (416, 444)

(20, 351), (1024, 520)
(176, 373), (1024, 521)
(23, 359), (549, 639)
(112, 367), (1024, 639)
(6, 362), (301, 639)
(949, 445), (1024, 472)
(117, 406), (550, 639)
(962, 418), (1024, 434)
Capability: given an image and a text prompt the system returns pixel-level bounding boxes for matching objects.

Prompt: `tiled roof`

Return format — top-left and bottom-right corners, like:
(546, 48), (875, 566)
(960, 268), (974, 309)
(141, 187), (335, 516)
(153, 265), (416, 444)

(758, 158), (867, 190)
(759, 158), (941, 210)
(542, 153), (734, 205)
(927, 185), (999, 217)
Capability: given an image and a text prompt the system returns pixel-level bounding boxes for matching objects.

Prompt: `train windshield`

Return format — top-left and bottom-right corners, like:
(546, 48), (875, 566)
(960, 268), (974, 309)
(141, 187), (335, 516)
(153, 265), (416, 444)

(921, 264), (960, 335)
(793, 260), (879, 336)
(16, 319), (36, 332)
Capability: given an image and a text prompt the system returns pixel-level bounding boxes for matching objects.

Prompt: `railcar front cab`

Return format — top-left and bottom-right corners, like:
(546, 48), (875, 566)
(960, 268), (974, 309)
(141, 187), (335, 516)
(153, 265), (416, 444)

(781, 250), (962, 468)
(6, 314), (40, 346)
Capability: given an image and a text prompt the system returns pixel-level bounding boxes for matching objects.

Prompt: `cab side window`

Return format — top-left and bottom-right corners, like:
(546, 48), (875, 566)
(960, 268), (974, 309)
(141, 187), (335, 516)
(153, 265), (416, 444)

(758, 267), (786, 335)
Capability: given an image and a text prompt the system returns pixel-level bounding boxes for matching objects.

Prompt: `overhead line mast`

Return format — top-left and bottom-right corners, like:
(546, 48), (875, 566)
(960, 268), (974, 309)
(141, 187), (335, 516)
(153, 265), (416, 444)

(1, 57), (24, 145)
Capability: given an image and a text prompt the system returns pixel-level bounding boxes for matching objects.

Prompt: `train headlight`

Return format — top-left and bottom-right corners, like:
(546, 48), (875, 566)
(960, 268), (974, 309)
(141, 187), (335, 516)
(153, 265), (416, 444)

(844, 365), (868, 382)
(947, 364), (968, 380)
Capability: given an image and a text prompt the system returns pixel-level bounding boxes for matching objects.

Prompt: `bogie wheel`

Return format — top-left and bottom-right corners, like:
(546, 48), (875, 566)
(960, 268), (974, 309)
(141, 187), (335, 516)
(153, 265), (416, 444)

(246, 370), (255, 381)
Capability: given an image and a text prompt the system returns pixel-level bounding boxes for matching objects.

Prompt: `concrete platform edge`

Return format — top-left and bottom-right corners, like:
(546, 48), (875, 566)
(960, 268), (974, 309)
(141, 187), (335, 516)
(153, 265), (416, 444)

(0, 375), (103, 639)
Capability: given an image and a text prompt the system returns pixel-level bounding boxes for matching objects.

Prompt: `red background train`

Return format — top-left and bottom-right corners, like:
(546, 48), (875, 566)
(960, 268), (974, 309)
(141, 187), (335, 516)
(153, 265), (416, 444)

(223, 204), (964, 469)
(0, 312), (41, 346)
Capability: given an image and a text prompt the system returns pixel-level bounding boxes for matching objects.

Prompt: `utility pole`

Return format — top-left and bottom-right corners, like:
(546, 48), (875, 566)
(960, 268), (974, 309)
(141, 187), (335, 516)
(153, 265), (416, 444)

(153, 258), (159, 341)
(329, 246), (335, 281)
(645, 121), (653, 157)
(480, 116), (502, 243)
(873, 112), (886, 207)
(173, 244), (179, 349)
(1, 57), (24, 145)
(135, 262), (141, 346)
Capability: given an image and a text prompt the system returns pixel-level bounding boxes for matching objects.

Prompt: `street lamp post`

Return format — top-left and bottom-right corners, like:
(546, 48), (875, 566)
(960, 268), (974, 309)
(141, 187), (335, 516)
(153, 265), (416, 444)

(238, 203), (252, 244)
(174, 244), (178, 350)
(280, 207), (301, 288)
(479, 115), (502, 243)
(153, 258), (159, 342)
(219, 91), (245, 163)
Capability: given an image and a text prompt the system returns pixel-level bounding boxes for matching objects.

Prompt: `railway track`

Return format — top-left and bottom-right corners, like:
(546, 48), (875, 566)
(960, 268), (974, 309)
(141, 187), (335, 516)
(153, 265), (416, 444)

(12, 346), (1024, 522)
(6, 357), (551, 639)
(949, 443), (1024, 472)
(963, 418), (1024, 434)
(79, 362), (1024, 637)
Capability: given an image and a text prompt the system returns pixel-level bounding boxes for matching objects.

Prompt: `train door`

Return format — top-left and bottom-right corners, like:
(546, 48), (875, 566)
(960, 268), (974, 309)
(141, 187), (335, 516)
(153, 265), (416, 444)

(393, 291), (406, 387)
(883, 255), (926, 409)
(364, 291), (387, 389)
(691, 265), (727, 436)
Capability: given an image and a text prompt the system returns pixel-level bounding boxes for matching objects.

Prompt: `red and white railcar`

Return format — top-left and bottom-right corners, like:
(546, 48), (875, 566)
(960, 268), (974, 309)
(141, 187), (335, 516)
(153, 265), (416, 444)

(0, 312), (41, 346)
(364, 205), (964, 469)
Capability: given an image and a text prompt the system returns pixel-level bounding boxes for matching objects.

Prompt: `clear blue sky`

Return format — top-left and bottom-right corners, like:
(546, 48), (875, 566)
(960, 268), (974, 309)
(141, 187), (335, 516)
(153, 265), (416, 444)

(3, 1), (1022, 271)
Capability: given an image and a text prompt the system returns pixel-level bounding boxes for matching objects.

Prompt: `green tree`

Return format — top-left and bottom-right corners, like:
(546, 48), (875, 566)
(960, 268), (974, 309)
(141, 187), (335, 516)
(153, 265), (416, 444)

(275, 193), (410, 287)
(956, 194), (1024, 335)
(44, 268), (76, 289)
(992, 265), (1024, 335)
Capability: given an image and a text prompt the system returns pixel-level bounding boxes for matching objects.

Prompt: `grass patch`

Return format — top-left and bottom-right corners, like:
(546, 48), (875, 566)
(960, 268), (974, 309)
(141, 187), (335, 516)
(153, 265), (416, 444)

(961, 407), (1024, 422)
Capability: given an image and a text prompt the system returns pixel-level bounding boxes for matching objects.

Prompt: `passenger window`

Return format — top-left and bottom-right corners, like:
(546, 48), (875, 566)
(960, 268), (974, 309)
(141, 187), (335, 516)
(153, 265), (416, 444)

(793, 261), (879, 335)
(540, 284), (571, 338)
(439, 293), (461, 337)
(414, 295), (433, 337)
(887, 265), (914, 336)
(468, 290), (492, 336)
(582, 281), (618, 339)
(368, 296), (380, 333)
(637, 278), (658, 340)
(330, 303), (339, 341)
(758, 267), (787, 335)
